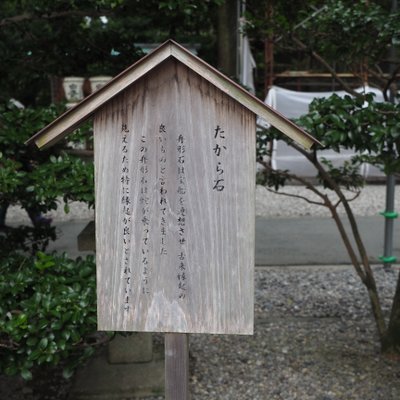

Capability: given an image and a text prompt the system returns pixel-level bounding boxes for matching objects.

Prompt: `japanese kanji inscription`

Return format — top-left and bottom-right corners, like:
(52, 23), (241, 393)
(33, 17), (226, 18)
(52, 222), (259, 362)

(94, 59), (255, 334)
(24, 39), (320, 400)
(27, 40), (318, 336)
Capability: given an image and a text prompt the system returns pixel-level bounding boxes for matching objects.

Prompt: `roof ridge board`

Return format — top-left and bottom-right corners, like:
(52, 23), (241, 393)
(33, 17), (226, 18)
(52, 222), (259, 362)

(26, 39), (320, 150)
(26, 40), (174, 148)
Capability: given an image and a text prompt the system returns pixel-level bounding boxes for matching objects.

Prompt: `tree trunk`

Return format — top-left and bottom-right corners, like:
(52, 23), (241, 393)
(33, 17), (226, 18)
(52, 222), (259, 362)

(264, 1), (274, 93)
(217, 0), (239, 77)
(328, 195), (387, 341)
(290, 143), (388, 343)
(382, 271), (400, 355)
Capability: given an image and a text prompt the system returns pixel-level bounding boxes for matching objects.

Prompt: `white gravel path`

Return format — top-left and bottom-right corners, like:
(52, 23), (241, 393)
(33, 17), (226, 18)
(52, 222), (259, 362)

(5, 184), (397, 225)
(255, 184), (398, 218)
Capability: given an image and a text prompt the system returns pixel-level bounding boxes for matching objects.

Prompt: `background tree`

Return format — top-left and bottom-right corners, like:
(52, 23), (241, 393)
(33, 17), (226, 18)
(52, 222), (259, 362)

(2, 0), (400, 380)
(0, 0), (222, 106)
(0, 0), (223, 247)
(250, 0), (400, 355)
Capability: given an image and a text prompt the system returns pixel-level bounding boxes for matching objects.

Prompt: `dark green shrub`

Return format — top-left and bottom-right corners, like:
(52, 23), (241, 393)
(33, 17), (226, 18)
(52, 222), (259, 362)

(0, 252), (109, 380)
(0, 102), (94, 213)
(0, 102), (94, 253)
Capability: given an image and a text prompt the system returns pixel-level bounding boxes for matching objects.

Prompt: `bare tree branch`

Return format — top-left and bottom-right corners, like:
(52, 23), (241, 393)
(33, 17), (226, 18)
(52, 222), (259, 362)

(260, 151), (370, 287)
(366, 65), (388, 87)
(258, 158), (327, 201)
(265, 187), (326, 207)
(0, 340), (19, 350)
(333, 190), (361, 210)
(383, 64), (400, 101)
(291, 35), (364, 98)
(262, 149), (367, 275)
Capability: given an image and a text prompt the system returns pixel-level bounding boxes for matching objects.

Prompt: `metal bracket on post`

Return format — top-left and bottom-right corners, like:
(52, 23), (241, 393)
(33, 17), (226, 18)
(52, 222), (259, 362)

(165, 333), (190, 400)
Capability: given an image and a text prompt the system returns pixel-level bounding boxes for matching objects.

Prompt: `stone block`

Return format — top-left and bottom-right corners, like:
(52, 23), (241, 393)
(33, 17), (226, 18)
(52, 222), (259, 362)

(70, 340), (164, 400)
(108, 333), (153, 364)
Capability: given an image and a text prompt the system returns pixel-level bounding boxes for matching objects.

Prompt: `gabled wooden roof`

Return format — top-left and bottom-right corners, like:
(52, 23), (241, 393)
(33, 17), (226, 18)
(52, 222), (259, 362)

(26, 40), (319, 149)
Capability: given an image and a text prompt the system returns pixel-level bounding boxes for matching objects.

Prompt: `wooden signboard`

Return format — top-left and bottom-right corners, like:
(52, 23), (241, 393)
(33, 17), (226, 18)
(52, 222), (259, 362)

(26, 40), (318, 337)
(95, 59), (255, 334)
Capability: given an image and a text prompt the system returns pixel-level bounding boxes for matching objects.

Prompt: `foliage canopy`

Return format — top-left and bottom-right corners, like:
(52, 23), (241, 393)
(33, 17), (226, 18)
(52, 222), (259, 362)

(0, 0), (222, 105)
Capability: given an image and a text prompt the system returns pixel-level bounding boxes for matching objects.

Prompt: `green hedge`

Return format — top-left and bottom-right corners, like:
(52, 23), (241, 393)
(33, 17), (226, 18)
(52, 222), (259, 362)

(0, 252), (109, 380)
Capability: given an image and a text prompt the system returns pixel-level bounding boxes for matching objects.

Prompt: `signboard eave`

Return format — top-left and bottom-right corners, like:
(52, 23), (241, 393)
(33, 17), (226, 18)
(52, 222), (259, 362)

(26, 40), (320, 151)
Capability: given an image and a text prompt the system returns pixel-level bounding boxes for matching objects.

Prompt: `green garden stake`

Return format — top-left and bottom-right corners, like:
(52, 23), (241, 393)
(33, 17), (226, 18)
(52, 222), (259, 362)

(379, 255), (397, 264)
(379, 211), (398, 219)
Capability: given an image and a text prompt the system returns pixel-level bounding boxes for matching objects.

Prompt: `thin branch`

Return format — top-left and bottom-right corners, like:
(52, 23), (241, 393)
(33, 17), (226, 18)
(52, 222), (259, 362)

(275, 5), (328, 43)
(258, 158), (327, 201)
(0, 340), (19, 350)
(291, 35), (363, 98)
(333, 190), (362, 209)
(260, 151), (369, 284)
(376, 110), (399, 116)
(365, 65), (388, 87)
(265, 187), (326, 207)
(297, 145), (387, 338)
(373, 63), (385, 77)
(333, 198), (343, 210)
(384, 64), (400, 101)
(0, 10), (112, 28)
(279, 141), (369, 279)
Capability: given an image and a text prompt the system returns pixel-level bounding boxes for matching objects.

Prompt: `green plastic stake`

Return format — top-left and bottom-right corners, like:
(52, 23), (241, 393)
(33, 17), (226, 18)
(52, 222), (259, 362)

(379, 255), (397, 264)
(379, 211), (399, 219)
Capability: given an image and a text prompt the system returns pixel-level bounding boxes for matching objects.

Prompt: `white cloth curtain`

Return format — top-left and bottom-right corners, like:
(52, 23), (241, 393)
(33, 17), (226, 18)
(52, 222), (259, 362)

(262, 85), (385, 178)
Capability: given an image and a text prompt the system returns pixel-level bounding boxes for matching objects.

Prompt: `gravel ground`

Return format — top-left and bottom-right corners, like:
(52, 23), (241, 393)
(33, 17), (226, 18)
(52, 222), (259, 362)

(139, 265), (400, 400)
(2, 265), (398, 400)
(6, 184), (400, 223)
(255, 184), (400, 218)
(187, 265), (400, 400)
(2, 184), (400, 399)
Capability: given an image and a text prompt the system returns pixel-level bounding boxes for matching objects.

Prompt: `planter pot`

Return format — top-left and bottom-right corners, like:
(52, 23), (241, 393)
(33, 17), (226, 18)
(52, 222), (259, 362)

(63, 76), (85, 106)
(89, 76), (113, 93)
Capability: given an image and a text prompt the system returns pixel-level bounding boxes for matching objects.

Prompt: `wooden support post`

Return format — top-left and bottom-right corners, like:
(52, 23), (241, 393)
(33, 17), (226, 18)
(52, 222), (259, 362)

(165, 333), (190, 400)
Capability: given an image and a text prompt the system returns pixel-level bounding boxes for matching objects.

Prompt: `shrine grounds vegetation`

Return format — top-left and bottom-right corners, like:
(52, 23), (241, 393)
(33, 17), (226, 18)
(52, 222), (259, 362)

(0, 252), (103, 380)
(0, 103), (101, 380)
(254, 0), (400, 356)
(257, 93), (400, 356)
(0, 102), (94, 253)
(1, 0), (400, 382)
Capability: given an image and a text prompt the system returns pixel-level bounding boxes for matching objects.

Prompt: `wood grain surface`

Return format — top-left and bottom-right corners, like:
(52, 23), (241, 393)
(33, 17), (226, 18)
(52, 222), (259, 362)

(94, 58), (255, 334)
(165, 333), (190, 399)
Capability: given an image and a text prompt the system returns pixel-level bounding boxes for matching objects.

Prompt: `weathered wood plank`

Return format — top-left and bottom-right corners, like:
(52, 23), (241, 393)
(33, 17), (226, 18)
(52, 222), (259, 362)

(95, 59), (255, 334)
(165, 333), (190, 400)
